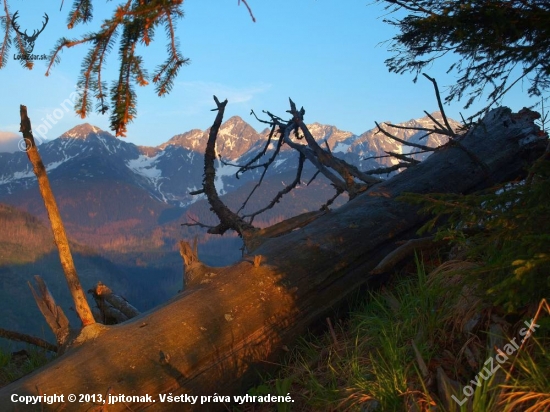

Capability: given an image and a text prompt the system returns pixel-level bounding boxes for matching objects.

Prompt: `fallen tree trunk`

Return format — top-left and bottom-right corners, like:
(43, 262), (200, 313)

(0, 108), (546, 411)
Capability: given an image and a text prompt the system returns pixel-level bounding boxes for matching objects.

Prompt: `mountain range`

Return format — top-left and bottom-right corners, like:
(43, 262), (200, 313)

(0, 112), (459, 219)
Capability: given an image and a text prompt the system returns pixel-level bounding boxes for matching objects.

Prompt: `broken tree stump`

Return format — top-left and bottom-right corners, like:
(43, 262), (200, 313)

(88, 282), (140, 325)
(27, 275), (71, 348)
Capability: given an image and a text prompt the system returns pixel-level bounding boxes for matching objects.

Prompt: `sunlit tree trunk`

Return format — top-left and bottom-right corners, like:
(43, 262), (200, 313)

(18, 105), (95, 327)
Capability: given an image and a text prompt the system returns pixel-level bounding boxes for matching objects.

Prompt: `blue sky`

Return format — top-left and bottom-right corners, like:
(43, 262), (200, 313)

(0, 0), (539, 152)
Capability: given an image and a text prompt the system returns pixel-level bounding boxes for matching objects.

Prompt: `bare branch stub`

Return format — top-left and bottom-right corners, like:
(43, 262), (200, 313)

(28, 276), (71, 347)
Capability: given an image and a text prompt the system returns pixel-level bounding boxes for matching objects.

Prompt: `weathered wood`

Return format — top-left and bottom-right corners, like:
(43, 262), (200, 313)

(370, 236), (440, 275)
(19, 105), (95, 327)
(27, 275), (70, 347)
(0, 107), (546, 411)
(180, 239), (225, 289)
(243, 210), (325, 252)
(89, 282), (140, 324)
(0, 328), (57, 353)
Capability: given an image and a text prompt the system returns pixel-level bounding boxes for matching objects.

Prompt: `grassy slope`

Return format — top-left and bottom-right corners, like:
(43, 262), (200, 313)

(243, 256), (549, 412)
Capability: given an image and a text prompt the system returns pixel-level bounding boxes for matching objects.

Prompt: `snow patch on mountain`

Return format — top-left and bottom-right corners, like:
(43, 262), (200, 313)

(333, 142), (351, 153)
(214, 160), (239, 195)
(127, 153), (169, 202)
(0, 111), (463, 209)
(127, 154), (163, 179)
(45, 154), (80, 173)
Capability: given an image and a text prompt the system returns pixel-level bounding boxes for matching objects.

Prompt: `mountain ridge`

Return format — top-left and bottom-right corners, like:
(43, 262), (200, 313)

(0, 112), (461, 241)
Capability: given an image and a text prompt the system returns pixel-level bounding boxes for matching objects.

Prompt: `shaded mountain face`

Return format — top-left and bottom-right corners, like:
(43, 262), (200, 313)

(0, 114), (460, 244)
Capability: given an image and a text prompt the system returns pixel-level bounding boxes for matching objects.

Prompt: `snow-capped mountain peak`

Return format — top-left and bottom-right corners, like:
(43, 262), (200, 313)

(60, 123), (109, 140)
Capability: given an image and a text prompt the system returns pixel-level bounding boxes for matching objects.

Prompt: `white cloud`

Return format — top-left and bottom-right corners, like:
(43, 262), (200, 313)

(179, 81), (271, 107)
(0, 131), (21, 153)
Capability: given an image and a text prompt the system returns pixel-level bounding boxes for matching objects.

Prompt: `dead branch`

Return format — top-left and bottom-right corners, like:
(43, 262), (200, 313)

(233, 129), (285, 215)
(221, 124), (281, 179)
(181, 214), (217, 231)
(423, 73), (456, 136)
(243, 153), (305, 224)
(423, 111), (451, 136)
(379, 123), (439, 141)
(201, 96), (257, 237)
(320, 188), (344, 211)
(375, 121), (436, 151)
(364, 149), (433, 162)
(373, 75), (460, 166)
(289, 99), (382, 192)
(306, 170), (320, 186)
(184, 96), (370, 251)
(364, 162), (412, 175)
(253, 103), (382, 200)
(0, 328), (57, 353)
(384, 151), (421, 164)
(238, 0), (256, 22)
(280, 129), (350, 193)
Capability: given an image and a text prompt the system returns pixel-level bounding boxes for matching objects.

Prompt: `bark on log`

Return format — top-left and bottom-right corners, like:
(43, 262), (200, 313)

(0, 107), (546, 411)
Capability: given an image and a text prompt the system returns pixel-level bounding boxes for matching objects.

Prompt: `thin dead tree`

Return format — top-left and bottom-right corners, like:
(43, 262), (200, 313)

(19, 106), (95, 329)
